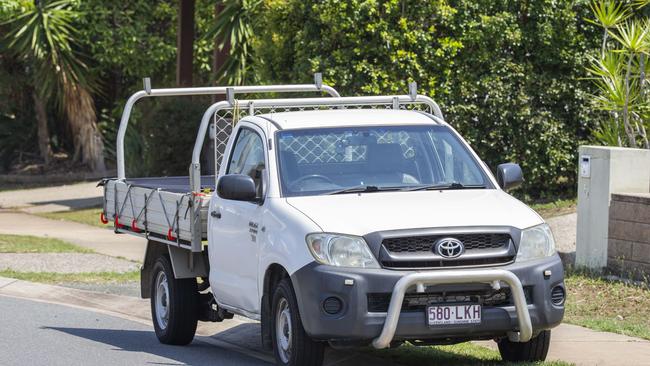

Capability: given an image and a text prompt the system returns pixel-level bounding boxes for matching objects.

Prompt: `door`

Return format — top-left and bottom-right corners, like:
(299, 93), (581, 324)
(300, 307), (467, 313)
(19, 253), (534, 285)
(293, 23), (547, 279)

(209, 125), (267, 314)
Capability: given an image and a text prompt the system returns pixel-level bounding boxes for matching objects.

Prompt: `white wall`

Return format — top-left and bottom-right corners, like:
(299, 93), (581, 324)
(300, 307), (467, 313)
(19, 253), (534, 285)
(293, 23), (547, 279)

(575, 146), (650, 270)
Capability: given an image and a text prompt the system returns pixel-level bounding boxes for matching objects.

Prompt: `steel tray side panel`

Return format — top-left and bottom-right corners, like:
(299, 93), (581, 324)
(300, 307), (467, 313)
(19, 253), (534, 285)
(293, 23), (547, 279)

(103, 180), (209, 241)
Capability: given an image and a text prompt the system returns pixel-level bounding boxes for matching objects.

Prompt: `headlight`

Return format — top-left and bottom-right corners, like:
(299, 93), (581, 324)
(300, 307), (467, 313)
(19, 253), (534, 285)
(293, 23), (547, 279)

(306, 233), (380, 268)
(517, 224), (556, 262)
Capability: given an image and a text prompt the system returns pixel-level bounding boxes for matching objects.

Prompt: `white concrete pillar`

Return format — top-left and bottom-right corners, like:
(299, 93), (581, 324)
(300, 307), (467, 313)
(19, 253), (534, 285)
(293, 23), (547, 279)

(576, 146), (650, 270)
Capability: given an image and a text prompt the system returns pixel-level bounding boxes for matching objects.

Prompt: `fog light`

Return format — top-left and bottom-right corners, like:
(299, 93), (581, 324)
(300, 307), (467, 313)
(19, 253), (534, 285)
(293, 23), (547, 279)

(323, 297), (343, 315)
(551, 286), (565, 306)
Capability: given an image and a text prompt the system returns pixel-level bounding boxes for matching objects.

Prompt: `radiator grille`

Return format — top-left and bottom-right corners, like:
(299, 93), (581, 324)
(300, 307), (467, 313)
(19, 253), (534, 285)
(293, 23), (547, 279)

(383, 233), (510, 253)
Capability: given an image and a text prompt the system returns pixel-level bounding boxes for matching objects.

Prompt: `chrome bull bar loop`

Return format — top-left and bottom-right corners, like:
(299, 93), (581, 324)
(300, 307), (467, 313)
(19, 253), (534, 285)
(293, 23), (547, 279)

(371, 269), (532, 349)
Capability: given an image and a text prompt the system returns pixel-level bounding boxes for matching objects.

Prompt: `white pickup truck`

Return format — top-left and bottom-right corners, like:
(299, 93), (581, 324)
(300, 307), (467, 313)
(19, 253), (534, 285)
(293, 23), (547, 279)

(101, 77), (565, 366)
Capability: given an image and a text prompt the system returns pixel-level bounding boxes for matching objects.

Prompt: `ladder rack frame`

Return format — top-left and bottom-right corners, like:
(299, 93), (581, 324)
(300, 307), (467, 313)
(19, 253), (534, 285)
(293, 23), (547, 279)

(116, 74), (341, 179)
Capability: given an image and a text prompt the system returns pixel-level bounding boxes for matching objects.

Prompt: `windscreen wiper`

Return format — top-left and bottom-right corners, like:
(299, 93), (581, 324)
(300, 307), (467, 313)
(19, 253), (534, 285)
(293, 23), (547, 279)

(405, 182), (486, 191)
(328, 185), (403, 195)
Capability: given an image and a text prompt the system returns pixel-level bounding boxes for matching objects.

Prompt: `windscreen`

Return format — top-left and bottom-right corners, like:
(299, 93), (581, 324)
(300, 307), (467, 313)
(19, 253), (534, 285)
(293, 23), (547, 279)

(276, 125), (491, 197)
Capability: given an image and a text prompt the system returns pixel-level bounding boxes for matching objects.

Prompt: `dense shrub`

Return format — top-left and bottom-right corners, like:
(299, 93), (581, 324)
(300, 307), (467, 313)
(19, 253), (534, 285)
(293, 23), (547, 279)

(139, 98), (211, 177)
(256, 0), (600, 199)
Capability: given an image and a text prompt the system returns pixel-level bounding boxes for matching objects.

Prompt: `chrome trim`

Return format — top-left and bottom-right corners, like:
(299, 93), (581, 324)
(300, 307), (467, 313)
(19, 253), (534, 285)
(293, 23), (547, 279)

(371, 269), (532, 349)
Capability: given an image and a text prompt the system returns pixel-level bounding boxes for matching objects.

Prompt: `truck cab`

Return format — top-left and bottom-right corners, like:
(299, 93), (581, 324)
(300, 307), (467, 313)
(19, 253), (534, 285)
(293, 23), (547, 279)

(103, 80), (564, 366)
(208, 109), (564, 365)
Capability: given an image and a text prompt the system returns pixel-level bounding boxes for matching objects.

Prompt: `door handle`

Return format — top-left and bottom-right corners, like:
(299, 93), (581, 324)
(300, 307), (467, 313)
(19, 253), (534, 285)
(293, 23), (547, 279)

(211, 211), (221, 219)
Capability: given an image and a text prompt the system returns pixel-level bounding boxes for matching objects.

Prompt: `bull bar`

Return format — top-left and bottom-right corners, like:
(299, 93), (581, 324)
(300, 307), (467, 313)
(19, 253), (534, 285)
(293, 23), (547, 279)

(371, 269), (533, 349)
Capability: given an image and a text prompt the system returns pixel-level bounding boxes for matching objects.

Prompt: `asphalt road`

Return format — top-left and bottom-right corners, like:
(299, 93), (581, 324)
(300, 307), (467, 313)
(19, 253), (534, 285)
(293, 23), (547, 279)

(0, 295), (270, 366)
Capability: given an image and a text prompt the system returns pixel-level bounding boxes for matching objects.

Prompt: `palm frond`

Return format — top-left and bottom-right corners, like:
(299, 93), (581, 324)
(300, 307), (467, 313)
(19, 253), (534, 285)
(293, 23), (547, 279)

(587, 0), (632, 29)
(204, 0), (262, 85)
(608, 20), (650, 54)
(586, 51), (625, 78)
(1, 0), (95, 105)
(633, 0), (650, 9)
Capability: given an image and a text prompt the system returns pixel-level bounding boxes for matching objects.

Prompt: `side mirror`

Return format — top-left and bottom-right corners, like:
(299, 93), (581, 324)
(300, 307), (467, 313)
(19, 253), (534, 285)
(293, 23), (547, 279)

(496, 163), (523, 191)
(217, 174), (257, 202)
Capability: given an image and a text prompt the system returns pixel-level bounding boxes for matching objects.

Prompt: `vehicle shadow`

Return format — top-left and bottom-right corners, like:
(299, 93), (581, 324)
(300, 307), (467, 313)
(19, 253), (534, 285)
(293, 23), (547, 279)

(206, 322), (521, 366)
(32, 197), (101, 210)
(44, 326), (270, 365)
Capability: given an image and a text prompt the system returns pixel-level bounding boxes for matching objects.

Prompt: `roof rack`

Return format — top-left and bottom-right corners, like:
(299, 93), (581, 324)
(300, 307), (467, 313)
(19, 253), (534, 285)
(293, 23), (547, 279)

(116, 73), (340, 179)
(190, 86), (444, 193)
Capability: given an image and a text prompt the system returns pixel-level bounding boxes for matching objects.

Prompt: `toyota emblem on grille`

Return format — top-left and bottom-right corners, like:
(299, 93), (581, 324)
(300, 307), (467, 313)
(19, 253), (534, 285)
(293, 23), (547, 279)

(435, 238), (464, 258)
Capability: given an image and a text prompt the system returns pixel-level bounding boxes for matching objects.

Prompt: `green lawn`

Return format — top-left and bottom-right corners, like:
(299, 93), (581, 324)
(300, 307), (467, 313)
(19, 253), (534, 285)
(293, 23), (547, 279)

(0, 234), (92, 253)
(37, 207), (107, 228)
(564, 273), (650, 340)
(0, 269), (139, 283)
(369, 342), (571, 366)
(528, 198), (576, 220)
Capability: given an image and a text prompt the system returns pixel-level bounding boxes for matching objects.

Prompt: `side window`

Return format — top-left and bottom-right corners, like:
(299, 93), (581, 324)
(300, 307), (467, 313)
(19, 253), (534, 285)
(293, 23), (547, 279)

(227, 128), (266, 195)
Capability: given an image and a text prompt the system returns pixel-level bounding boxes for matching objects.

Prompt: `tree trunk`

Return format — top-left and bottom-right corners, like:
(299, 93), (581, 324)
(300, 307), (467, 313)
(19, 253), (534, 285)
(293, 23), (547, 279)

(177, 0), (195, 87)
(32, 90), (52, 165)
(622, 54), (638, 147)
(63, 82), (106, 173)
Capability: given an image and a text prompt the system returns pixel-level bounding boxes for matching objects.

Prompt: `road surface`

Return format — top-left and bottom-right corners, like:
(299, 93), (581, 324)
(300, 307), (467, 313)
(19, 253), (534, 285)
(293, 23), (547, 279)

(0, 295), (270, 366)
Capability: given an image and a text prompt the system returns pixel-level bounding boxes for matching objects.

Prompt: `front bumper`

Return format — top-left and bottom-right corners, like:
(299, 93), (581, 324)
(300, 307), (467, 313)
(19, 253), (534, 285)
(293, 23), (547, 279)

(291, 254), (564, 347)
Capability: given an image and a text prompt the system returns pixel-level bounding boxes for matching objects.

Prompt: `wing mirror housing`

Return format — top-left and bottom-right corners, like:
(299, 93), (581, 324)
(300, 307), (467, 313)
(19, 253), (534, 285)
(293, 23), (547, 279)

(217, 174), (258, 202)
(496, 163), (524, 191)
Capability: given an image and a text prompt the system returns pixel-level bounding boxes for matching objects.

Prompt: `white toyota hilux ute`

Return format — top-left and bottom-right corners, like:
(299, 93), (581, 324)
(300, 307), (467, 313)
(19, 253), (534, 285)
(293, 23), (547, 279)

(101, 80), (564, 366)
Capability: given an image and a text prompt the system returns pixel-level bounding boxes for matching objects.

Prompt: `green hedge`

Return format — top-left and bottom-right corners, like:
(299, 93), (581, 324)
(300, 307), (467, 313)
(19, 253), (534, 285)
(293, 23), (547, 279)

(256, 0), (600, 199)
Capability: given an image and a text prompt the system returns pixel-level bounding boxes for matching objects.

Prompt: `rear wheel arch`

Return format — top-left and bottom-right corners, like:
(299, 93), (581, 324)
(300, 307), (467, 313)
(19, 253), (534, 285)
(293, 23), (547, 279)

(141, 240), (169, 298)
(141, 240), (208, 298)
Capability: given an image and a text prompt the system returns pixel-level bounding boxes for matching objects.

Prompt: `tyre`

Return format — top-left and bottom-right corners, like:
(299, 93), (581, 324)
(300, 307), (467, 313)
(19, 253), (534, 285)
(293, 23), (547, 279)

(150, 255), (198, 345)
(498, 330), (551, 362)
(271, 278), (325, 366)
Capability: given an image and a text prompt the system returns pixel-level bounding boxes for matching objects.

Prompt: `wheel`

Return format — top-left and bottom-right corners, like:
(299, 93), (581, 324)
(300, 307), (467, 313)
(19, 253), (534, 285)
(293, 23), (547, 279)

(271, 278), (325, 366)
(150, 256), (198, 345)
(498, 330), (551, 362)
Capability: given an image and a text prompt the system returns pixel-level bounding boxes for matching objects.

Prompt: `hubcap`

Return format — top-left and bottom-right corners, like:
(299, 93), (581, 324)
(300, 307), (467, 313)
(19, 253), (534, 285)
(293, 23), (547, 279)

(275, 298), (292, 363)
(155, 271), (170, 330)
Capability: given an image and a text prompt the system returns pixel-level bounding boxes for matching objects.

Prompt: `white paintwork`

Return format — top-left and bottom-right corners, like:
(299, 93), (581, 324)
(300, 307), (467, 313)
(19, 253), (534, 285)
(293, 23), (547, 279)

(208, 122), (270, 313)
(206, 108), (545, 318)
(258, 109), (439, 130)
(285, 189), (543, 236)
(576, 146), (650, 270)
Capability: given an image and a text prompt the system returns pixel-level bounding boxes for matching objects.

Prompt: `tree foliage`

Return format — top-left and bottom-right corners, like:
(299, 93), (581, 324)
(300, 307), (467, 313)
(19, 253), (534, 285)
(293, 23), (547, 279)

(587, 0), (650, 148)
(1, 0), (106, 171)
(256, 0), (599, 198)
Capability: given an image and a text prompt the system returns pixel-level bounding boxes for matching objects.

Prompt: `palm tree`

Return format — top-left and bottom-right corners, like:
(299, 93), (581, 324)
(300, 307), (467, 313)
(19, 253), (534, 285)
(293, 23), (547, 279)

(206, 0), (261, 86)
(1, 0), (105, 171)
(587, 0), (650, 149)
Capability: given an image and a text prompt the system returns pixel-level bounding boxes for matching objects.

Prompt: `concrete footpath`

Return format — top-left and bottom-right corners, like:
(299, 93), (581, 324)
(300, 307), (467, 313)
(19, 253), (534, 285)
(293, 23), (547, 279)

(0, 212), (145, 262)
(2, 277), (650, 366)
(0, 181), (102, 213)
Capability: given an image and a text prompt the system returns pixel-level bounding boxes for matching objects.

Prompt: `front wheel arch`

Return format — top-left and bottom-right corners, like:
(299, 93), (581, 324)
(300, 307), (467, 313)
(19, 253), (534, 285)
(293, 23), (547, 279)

(261, 263), (290, 350)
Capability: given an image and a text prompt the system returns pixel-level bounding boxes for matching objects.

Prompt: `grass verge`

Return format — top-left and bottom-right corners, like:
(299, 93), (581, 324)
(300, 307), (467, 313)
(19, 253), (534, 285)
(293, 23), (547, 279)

(0, 270), (139, 284)
(0, 234), (93, 253)
(369, 342), (571, 366)
(528, 198), (576, 219)
(37, 207), (106, 228)
(564, 273), (650, 340)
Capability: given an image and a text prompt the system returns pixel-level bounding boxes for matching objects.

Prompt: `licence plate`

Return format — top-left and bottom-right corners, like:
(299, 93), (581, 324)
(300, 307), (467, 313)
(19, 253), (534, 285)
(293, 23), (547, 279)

(427, 304), (481, 326)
